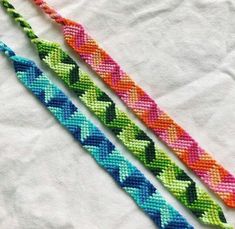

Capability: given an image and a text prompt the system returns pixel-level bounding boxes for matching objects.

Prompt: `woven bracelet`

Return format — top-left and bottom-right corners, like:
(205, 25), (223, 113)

(31, 0), (235, 208)
(0, 41), (195, 229)
(0, 1), (232, 228)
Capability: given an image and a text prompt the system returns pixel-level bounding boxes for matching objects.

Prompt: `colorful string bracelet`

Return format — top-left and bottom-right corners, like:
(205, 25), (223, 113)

(31, 0), (235, 208)
(0, 1), (232, 228)
(0, 41), (195, 229)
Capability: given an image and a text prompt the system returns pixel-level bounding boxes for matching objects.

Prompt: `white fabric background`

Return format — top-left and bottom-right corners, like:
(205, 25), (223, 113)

(0, 0), (235, 228)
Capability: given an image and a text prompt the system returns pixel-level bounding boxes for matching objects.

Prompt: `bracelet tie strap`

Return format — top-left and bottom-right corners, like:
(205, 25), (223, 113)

(0, 41), (194, 229)
(31, 0), (235, 208)
(1, 1), (232, 228)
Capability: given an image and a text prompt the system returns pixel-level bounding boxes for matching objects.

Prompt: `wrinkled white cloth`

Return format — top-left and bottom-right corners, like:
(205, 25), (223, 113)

(0, 0), (235, 228)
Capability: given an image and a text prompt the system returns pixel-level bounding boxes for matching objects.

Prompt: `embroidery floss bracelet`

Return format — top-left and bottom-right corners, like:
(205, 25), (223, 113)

(0, 41), (194, 229)
(0, 1), (232, 228)
(32, 0), (235, 208)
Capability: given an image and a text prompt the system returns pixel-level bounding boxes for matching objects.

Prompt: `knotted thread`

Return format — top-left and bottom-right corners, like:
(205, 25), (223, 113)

(31, 0), (235, 208)
(0, 41), (16, 58)
(0, 41), (194, 229)
(1, 1), (232, 228)
(33, 0), (66, 25)
(2, 0), (38, 41)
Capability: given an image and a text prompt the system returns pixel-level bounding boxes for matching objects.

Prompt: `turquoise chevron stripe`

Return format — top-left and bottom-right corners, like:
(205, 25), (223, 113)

(0, 42), (193, 229)
(0, 2), (231, 229)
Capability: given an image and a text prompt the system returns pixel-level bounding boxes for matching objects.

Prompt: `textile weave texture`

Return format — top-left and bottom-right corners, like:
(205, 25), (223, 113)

(1, 1), (231, 228)
(0, 41), (195, 229)
(32, 0), (235, 208)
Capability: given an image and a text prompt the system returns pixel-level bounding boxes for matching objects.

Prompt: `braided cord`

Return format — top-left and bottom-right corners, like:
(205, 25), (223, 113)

(0, 41), (194, 229)
(31, 0), (235, 208)
(34, 0), (66, 25)
(2, 4), (38, 40)
(1, 1), (232, 228)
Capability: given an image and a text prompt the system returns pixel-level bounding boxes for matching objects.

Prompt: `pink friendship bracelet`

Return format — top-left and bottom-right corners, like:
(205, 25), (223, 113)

(33, 0), (235, 208)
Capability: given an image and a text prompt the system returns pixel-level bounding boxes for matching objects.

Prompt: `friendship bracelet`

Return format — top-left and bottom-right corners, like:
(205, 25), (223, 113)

(0, 1), (231, 228)
(31, 0), (235, 208)
(0, 41), (194, 229)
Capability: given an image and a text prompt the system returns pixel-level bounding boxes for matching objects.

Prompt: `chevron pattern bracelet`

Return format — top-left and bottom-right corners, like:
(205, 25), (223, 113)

(31, 0), (235, 208)
(1, 1), (232, 228)
(0, 41), (195, 229)
(0, 1), (232, 228)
